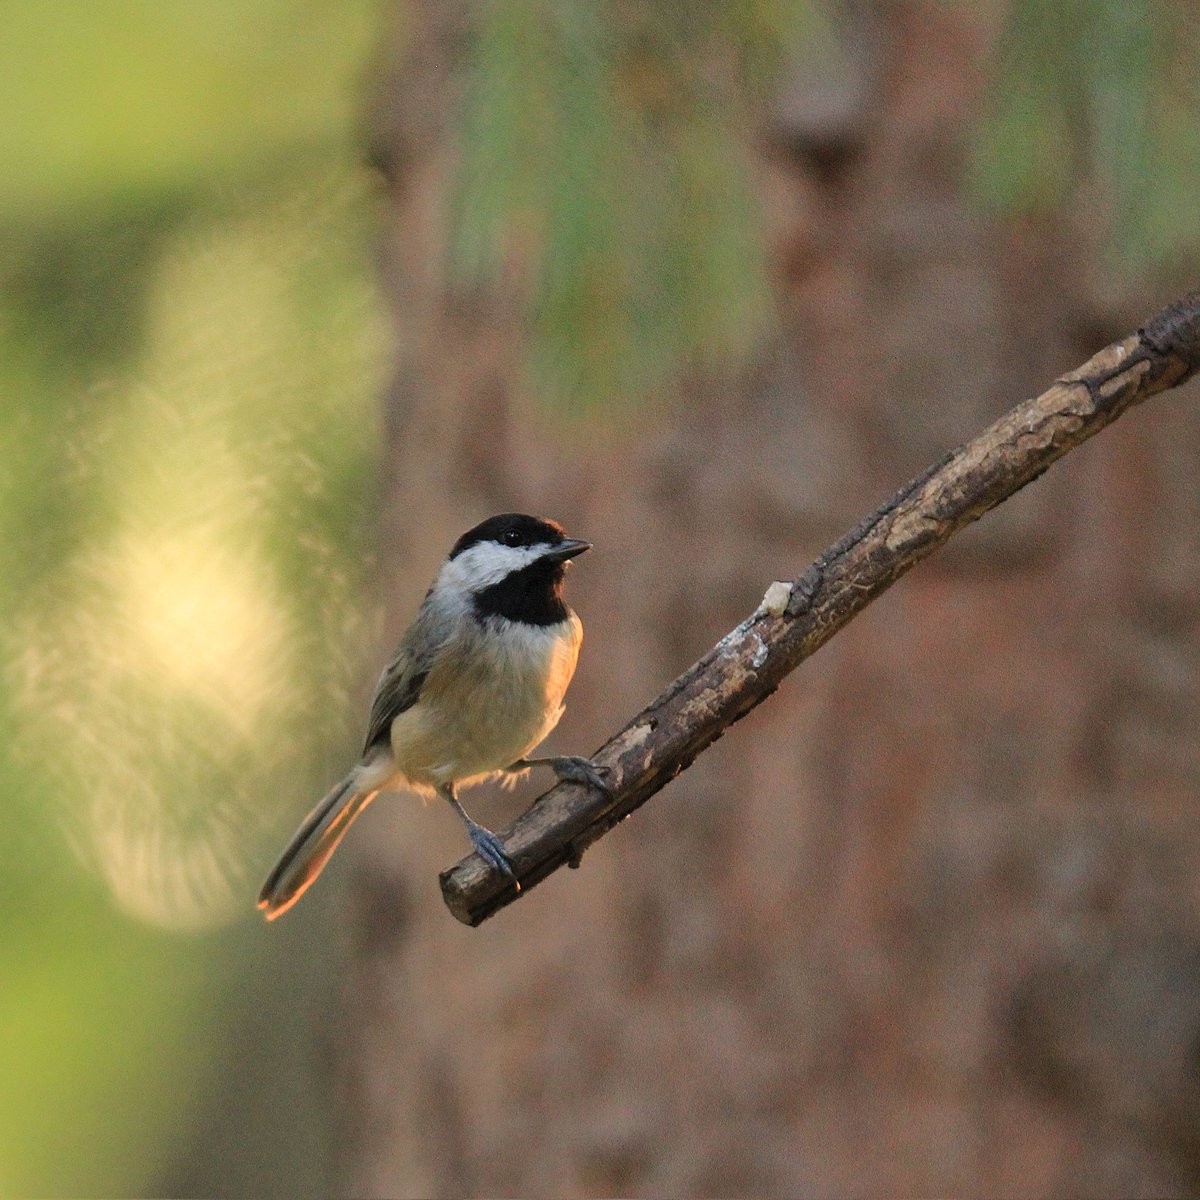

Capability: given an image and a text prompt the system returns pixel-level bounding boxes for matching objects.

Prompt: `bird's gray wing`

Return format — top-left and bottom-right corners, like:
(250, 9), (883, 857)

(361, 591), (454, 756)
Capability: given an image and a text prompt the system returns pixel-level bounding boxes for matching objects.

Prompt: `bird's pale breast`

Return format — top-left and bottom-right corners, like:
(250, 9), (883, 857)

(386, 613), (582, 790)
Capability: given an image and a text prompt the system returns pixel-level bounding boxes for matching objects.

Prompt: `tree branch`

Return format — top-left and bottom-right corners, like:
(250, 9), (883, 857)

(439, 290), (1200, 926)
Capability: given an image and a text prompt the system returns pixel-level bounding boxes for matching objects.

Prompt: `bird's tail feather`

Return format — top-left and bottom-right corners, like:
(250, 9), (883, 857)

(257, 776), (374, 920)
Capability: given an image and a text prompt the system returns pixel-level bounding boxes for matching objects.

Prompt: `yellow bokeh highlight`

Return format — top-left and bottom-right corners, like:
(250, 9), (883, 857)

(11, 171), (385, 929)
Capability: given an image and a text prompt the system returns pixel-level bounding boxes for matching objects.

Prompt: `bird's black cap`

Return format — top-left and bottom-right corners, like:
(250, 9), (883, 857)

(450, 513), (566, 559)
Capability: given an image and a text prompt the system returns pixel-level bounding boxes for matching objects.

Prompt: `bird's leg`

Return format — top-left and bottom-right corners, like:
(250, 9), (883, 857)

(439, 782), (519, 886)
(508, 755), (613, 796)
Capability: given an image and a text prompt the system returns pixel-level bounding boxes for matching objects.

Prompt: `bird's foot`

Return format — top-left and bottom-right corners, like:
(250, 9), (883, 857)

(543, 754), (613, 796)
(466, 820), (520, 889)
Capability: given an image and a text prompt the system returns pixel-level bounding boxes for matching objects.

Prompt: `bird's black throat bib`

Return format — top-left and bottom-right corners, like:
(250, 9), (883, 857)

(472, 559), (570, 627)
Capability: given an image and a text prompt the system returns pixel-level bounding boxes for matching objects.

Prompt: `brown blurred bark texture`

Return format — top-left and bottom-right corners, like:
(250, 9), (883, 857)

(340, 3), (1200, 1196)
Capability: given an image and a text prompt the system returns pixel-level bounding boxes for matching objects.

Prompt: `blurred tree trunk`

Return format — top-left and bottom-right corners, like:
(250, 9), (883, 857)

(340, 2), (1200, 1196)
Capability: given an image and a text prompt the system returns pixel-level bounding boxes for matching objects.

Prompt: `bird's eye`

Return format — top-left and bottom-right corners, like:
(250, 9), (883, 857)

(502, 529), (523, 546)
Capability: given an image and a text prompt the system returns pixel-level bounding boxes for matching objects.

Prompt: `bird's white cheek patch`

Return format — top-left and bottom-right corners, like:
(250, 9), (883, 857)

(439, 541), (548, 591)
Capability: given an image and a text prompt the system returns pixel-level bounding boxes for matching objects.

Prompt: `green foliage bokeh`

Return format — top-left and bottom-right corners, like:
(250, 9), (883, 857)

(972, 0), (1200, 264)
(0, 3), (384, 1193)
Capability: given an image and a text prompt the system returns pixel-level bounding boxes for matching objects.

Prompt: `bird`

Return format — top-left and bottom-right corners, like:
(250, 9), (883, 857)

(258, 512), (608, 919)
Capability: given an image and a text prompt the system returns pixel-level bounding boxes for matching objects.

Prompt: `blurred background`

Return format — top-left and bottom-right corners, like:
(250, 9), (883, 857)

(4, 1), (1200, 1195)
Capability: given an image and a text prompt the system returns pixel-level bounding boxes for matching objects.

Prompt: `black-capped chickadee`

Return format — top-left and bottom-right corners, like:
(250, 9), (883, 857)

(258, 512), (607, 919)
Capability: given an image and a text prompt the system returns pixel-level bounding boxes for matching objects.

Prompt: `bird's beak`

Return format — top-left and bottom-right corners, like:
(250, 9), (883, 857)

(544, 538), (592, 563)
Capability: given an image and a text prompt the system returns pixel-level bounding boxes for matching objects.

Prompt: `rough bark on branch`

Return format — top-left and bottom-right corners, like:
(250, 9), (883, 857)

(440, 290), (1200, 926)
